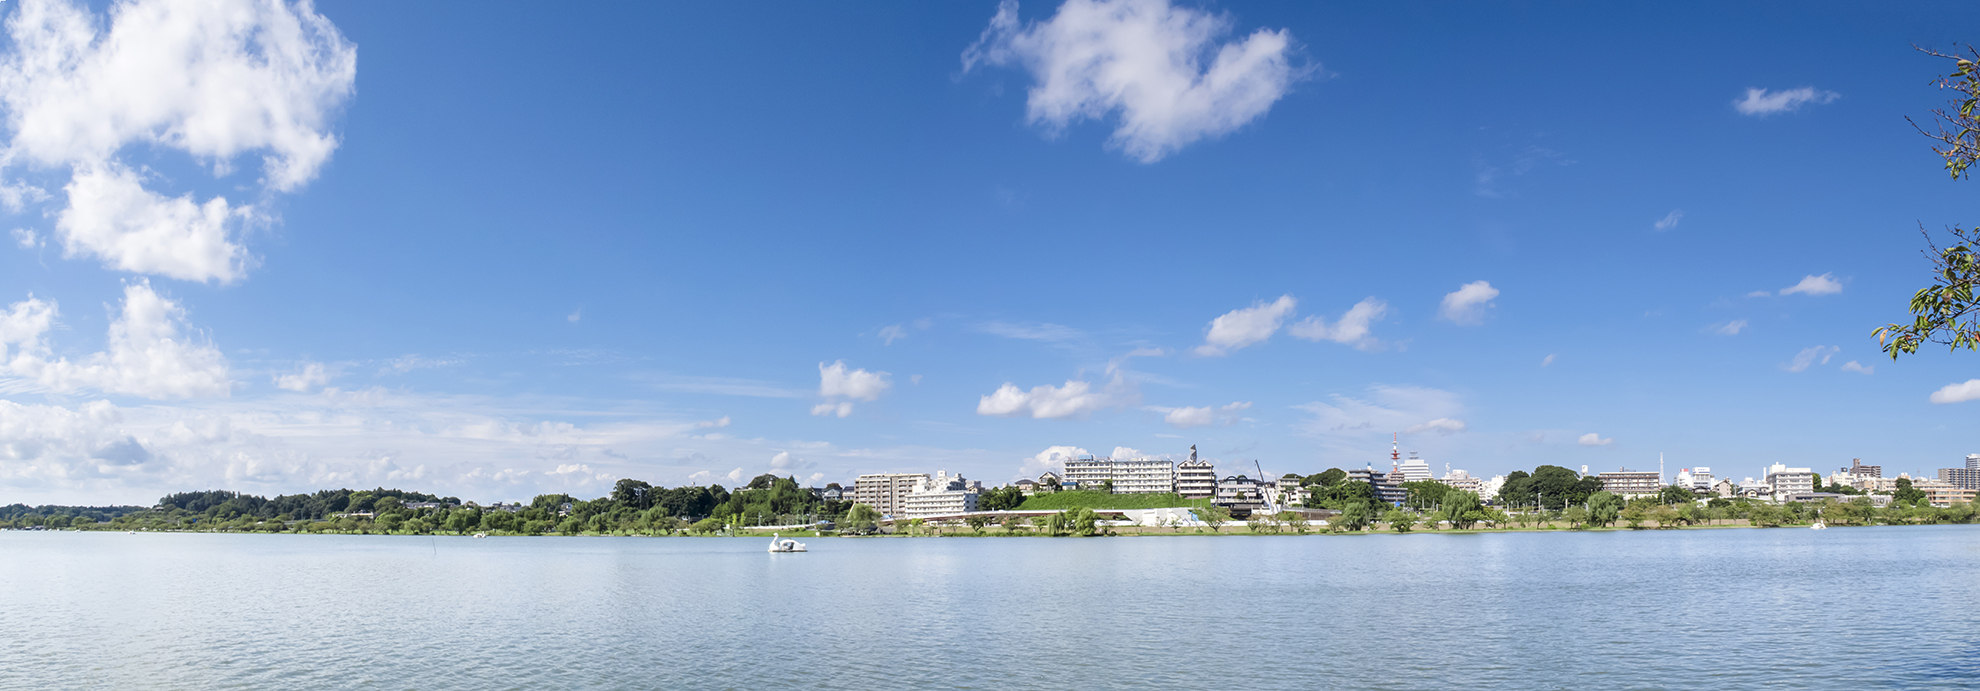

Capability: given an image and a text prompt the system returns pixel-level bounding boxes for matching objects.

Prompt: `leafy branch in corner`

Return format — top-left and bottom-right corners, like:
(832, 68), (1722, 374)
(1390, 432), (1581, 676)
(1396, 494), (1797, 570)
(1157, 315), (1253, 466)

(1876, 45), (1980, 359)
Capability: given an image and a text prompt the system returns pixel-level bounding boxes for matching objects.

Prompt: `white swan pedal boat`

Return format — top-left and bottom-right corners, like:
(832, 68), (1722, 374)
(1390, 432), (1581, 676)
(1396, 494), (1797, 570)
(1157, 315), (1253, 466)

(768, 533), (808, 552)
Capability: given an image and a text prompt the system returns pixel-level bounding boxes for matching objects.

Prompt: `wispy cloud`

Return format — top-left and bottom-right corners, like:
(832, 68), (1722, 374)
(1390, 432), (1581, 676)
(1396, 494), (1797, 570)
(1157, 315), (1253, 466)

(1713, 320), (1748, 336)
(1146, 401), (1251, 428)
(1734, 87), (1839, 117)
(1194, 295), (1296, 356)
(1288, 297), (1388, 351)
(976, 320), (1083, 344)
(1577, 432), (1614, 447)
(1654, 209), (1684, 231)
(1784, 345), (1839, 373)
(641, 374), (808, 399)
(1840, 361), (1874, 375)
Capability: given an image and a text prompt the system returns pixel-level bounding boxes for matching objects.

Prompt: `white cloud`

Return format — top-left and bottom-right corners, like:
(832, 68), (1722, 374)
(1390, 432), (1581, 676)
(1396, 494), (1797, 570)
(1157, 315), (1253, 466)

(11, 227), (39, 248)
(1714, 319), (1748, 336)
(566, 310), (581, 323)
(1577, 432), (1613, 447)
(878, 324), (907, 345)
(977, 373), (1135, 419)
(273, 361), (328, 392)
(1840, 360), (1874, 375)
(693, 416), (731, 429)
(0, 281), (230, 399)
(818, 360), (890, 401)
(1020, 445), (1088, 477)
(962, 0), (1301, 163)
(1109, 445), (1143, 459)
(0, 180), (48, 211)
(1194, 294), (1295, 356)
(810, 401), (853, 418)
(1151, 401), (1250, 428)
(1745, 290), (1772, 298)
(1779, 273), (1842, 296)
(382, 354), (464, 375)
(0, 0), (356, 282)
(1288, 297), (1387, 351)
(56, 163), (253, 282)
(1930, 379), (1980, 404)
(769, 451), (811, 471)
(1785, 345), (1839, 373)
(1541, 354), (1556, 367)
(1734, 87), (1840, 116)
(1654, 209), (1684, 231)
(1403, 418), (1466, 436)
(1438, 280), (1499, 325)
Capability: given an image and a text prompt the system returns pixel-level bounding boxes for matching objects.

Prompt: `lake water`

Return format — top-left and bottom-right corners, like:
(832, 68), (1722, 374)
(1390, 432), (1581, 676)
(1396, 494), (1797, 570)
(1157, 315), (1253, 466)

(3, 526), (1977, 690)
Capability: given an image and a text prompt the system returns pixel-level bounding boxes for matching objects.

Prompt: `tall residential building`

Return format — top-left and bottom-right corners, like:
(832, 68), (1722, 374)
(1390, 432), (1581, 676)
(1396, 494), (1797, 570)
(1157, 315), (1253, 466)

(1062, 456), (1177, 494)
(1598, 468), (1663, 497)
(1764, 464), (1815, 499)
(1213, 475), (1266, 516)
(1176, 446), (1216, 499)
(1397, 453), (1433, 483)
(852, 473), (928, 517)
(900, 471), (978, 519)
(1969, 454), (1980, 470)
(1348, 465), (1407, 505)
(1842, 458), (1883, 479)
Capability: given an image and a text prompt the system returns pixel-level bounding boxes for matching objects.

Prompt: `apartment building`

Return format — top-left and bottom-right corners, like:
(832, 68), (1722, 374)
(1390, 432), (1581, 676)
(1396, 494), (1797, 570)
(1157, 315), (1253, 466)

(900, 471), (978, 519)
(1765, 464), (1816, 499)
(1176, 457), (1217, 499)
(1063, 456), (1177, 494)
(852, 473), (928, 517)
(1598, 468), (1662, 497)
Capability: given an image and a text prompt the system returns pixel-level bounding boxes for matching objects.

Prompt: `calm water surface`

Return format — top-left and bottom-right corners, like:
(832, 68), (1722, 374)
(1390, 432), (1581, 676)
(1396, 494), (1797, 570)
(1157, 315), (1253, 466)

(3, 526), (1977, 690)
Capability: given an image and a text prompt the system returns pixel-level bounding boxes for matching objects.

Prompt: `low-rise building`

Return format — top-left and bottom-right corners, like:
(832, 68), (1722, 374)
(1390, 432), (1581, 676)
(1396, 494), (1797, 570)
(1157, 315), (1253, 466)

(1913, 478), (1978, 507)
(1397, 454), (1432, 483)
(1598, 468), (1662, 497)
(901, 471), (978, 519)
(1713, 479), (1738, 498)
(1765, 464), (1815, 500)
(1439, 469), (1482, 495)
(1276, 474), (1309, 505)
(1063, 456), (1177, 494)
(1478, 475), (1506, 503)
(1214, 475), (1266, 516)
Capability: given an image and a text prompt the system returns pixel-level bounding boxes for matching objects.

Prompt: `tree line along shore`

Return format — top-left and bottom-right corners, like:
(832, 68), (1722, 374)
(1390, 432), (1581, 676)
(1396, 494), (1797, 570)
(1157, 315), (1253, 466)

(5, 468), (1977, 537)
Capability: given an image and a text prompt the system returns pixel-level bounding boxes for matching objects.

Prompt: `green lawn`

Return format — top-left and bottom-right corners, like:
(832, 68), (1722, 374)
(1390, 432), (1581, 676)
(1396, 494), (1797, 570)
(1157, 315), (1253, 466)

(1015, 491), (1210, 511)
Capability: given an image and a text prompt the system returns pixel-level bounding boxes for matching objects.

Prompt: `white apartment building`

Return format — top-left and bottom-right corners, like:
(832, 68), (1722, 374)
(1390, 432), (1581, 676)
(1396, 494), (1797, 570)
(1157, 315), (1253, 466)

(1397, 454), (1433, 483)
(1439, 469), (1482, 495)
(1176, 459), (1216, 499)
(1675, 467), (1714, 492)
(852, 473), (928, 517)
(1598, 468), (1662, 497)
(1478, 475), (1506, 503)
(900, 471), (978, 519)
(1062, 456), (1177, 494)
(1765, 464), (1815, 499)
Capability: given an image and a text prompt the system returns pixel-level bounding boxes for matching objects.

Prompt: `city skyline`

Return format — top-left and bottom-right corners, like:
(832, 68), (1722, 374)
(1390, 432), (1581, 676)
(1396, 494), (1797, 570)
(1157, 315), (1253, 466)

(3, 0), (1980, 506)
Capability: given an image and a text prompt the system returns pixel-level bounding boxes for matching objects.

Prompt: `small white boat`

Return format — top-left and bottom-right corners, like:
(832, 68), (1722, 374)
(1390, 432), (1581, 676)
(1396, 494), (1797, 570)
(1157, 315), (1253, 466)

(1810, 521), (1827, 530)
(472, 533), (488, 538)
(767, 533), (807, 553)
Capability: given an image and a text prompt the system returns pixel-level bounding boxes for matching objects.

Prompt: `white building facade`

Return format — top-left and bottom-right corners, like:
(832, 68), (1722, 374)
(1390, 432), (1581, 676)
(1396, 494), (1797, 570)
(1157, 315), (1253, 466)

(900, 471), (979, 519)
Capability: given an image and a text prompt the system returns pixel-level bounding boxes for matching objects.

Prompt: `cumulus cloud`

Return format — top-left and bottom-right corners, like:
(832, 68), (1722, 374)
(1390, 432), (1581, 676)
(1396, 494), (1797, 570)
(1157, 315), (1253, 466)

(1840, 360), (1873, 375)
(1714, 319), (1748, 336)
(769, 451), (812, 471)
(1151, 401), (1250, 428)
(977, 373), (1135, 419)
(1733, 87), (1840, 116)
(0, 0), (357, 283)
(1654, 209), (1684, 231)
(11, 227), (39, 248)
(1, 281), (230, 398)
(1109, 445), (1143, 460)
(1194, 294), (1295, 356)
(1929, 379), (1980, 404)
(1779, 273), (1842, 296)
(1288, 297), (1388, 351)
(1403, 418), (1467, 436)
(1785, 345), (1839, 373)
(1438, 281), (1499, 325)
(812, 360), (890, 418)
(1020, 444), (1089, 476)
(962, 0), (1302, 163)
(1577, 432), (1613, 447)
(273, 361), (328, 392)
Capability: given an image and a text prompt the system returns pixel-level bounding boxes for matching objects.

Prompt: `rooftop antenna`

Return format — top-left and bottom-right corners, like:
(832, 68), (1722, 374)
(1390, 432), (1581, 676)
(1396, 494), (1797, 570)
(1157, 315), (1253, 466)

(1391, 433), (1400, 462)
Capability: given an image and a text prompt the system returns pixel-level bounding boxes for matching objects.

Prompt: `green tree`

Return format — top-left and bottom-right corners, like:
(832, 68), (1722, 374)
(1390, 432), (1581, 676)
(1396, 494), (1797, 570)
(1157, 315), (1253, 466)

(1307, 468), (1346, 488)
(1382, 508), (1416, 533)
(840, 503), (881, 534)
(1562, 505), (1589, 529)
(1332, 501), (1374, 532)
(1658, 484), (1696, 506)
(1894, 477), (1928, 506)
(1878, 47), (1980, 358)
(1438, 490), (1485, 530)
(965, 514), (993, 534)
(1586, 491), (1623, 527)
(1401, 481), (1452, 512)
(1195, 505), (1231, 533)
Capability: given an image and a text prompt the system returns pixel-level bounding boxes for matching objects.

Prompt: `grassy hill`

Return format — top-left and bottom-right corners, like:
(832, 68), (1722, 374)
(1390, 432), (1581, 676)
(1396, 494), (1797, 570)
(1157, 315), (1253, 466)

(1015, 491), (1210, 511)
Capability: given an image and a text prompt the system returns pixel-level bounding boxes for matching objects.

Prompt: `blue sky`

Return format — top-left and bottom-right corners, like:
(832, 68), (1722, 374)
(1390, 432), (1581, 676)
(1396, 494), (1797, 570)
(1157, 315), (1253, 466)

(2, 0), (1977, 505)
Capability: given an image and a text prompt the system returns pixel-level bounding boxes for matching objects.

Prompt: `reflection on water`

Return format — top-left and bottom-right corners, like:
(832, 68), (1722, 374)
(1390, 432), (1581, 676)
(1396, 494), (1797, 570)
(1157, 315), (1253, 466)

(2, 526), (1976, 690)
